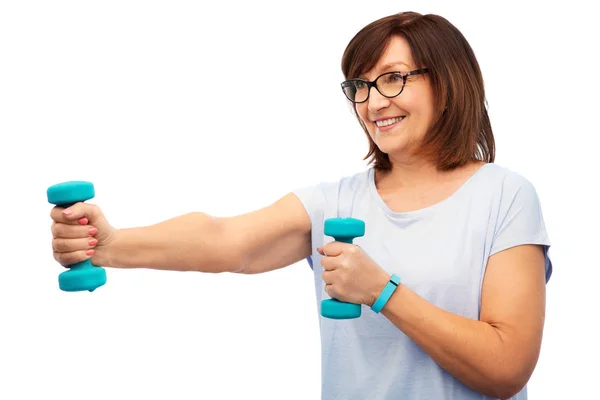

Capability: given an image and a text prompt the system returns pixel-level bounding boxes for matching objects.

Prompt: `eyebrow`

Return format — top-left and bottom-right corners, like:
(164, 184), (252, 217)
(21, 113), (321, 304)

(360, 61), (410, 80)
(380, 61), (410, 71)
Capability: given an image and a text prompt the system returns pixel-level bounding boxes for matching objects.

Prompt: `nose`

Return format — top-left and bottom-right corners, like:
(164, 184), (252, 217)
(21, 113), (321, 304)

(367, 86), (390, 113)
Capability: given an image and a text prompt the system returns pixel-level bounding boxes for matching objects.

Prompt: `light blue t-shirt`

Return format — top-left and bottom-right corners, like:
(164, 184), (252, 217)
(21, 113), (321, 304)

(292, 163), (552, 400)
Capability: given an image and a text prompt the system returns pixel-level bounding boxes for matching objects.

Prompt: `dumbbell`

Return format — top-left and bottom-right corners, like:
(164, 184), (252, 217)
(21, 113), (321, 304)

(320, 217), (365, 319)
(47, 181), (107, 292)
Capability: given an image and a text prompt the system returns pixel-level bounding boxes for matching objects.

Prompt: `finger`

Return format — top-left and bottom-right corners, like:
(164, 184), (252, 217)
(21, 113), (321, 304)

(50, 207), (84, 225)
(318, 241), (348, 258)
(321, 270), (334, 284)
(53, 250), (93, 267)
(324, 284), (336, 299)
(49, 202), (102, 224)
(320, 256), (337, 271)
(52, 236), (98, 253)
(51, 222), (96, 239)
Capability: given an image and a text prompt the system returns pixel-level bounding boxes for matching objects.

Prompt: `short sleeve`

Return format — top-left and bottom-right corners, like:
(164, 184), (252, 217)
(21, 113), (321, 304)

(490, 177), (553, 282)
(292, 183), (328, 231)
(292, 181), (336, 270)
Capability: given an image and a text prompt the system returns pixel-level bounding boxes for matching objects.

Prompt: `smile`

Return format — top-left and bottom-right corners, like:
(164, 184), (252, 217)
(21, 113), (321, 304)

(375, 116), (405, 130)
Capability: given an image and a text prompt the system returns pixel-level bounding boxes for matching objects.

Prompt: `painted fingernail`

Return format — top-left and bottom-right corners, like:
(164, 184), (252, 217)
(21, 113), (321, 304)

(86, 249), (95, 256)
(89, 238), (98, 246)
(88, 227), (98, 235)
(78, 217), (88, 225)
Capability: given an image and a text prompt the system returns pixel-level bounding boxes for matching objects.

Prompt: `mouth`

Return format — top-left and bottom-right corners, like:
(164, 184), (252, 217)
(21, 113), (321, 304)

(374, 116), (405, 132)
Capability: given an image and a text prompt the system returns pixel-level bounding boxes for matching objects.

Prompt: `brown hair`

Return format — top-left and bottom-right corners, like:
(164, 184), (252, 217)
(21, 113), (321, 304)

(341, 12), (495, 171)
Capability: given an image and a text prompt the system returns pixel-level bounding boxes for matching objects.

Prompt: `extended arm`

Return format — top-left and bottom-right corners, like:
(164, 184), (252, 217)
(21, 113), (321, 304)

(94, 193), (312, 274)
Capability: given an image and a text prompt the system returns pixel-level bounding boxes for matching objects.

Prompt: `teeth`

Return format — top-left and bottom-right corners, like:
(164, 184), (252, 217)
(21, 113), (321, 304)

(376, 116), (404, 127)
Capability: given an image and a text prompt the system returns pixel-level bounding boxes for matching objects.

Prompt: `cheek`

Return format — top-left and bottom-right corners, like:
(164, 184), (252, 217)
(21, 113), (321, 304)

(394, 98), (432, 127)
(407, 91), (435, 120)
(356, 105), (373, 130)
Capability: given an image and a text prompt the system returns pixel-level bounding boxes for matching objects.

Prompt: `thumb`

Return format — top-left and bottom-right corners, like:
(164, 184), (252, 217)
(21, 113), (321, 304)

(60, 202), (116, 245)
(318, 241), (346, 257)
(60, 202), (104, 225)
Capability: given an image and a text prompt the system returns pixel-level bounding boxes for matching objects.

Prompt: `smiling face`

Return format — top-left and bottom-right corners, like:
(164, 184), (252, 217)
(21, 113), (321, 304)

(355, 35), (436, 164)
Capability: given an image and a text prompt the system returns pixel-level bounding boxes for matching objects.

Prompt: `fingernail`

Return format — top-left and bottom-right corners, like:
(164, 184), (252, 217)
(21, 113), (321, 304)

(89, 238), (98, 246)
(62, 209), (72, 215)
(86, 249), (95, 256)
(88, 227), (98, 235)
(78, 217), (88, 225)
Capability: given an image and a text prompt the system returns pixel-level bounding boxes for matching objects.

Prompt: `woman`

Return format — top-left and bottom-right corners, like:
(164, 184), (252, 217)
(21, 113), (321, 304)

(49, 11), (551, 400)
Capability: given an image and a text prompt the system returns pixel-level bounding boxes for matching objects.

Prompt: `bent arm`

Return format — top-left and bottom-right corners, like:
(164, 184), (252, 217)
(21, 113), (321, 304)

(95, 193), (312, 274)
(379, 244), (547, 399)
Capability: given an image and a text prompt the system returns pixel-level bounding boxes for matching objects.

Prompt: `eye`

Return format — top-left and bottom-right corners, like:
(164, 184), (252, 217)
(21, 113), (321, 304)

(383, 72), (403, 84)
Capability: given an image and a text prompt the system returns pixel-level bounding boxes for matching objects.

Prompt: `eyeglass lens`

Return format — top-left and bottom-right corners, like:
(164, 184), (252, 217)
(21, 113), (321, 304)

(342, 72), (404, 103)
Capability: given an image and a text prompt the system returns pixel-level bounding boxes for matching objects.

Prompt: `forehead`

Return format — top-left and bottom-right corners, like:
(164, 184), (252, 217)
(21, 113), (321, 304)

(363, 35), (414, 79)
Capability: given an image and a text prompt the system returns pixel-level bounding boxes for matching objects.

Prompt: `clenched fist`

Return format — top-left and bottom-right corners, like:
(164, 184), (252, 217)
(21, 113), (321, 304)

(50, 202), (117, 267)
(318, 242), (390, 307)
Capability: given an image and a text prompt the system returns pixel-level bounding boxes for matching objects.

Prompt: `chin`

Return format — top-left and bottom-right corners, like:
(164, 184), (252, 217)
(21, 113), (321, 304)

(373, 135), (409, 156)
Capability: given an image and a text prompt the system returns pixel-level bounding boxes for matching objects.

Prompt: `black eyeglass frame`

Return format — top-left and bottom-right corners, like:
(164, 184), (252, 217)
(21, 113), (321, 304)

(340, 68), (430, 103)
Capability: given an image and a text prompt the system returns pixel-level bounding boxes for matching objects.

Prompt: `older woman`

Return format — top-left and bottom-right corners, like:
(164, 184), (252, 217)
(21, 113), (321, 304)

(50, 11), (551, 400)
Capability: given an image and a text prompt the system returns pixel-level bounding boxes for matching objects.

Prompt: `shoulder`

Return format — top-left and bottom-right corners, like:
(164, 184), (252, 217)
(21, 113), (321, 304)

(291, 168), (371, 221)
(292, 168), (371, 200)
(463, 163), (548, 239)
(480, 164), (552, 280)
(478, 162), (535, 186)
(474, 163), (541, 201)
(480, 163), (549, 241)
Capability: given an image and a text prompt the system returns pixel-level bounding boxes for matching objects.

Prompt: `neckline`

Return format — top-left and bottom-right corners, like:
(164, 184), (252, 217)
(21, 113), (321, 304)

(368, 163), (492, 219)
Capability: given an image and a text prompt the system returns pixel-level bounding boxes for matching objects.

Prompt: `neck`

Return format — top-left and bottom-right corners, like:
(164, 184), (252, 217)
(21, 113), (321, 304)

(376, 156), (444, 191)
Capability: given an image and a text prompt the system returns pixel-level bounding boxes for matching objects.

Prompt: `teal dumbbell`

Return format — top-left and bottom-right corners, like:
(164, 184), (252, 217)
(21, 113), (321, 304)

(47, 181), (107, 292)
(320, 217), (365, 319)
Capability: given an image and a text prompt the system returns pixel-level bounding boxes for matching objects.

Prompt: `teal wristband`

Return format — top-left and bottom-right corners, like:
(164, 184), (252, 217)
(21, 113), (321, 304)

(371, 274), (401, 313)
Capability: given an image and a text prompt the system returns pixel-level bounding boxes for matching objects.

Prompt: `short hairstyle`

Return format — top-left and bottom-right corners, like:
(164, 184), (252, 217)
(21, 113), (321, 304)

(341, 12), (495, 171)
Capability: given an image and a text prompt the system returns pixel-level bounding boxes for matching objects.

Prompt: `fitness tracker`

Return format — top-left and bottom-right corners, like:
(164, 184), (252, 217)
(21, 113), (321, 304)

(371, 274), (401, 313)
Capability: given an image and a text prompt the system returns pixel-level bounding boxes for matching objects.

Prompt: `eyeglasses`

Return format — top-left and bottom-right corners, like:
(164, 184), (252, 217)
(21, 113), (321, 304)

(341, 68), (429, 103)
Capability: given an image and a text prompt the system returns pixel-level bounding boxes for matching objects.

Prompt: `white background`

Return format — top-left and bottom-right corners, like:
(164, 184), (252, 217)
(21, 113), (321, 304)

(1, 0), (598, 399)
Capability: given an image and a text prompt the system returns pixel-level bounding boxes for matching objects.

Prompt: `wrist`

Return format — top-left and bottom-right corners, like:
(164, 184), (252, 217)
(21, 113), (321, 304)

(368, 271), (393, 307)
(92, 245), (111, 268)
(92, 229), (121, 268)
(371, 273), (402, 313)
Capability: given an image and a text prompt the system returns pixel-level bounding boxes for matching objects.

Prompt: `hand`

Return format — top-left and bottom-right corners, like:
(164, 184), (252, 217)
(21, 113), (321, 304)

(50, 202), (117, 267)
(317, 242), (390, 307)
